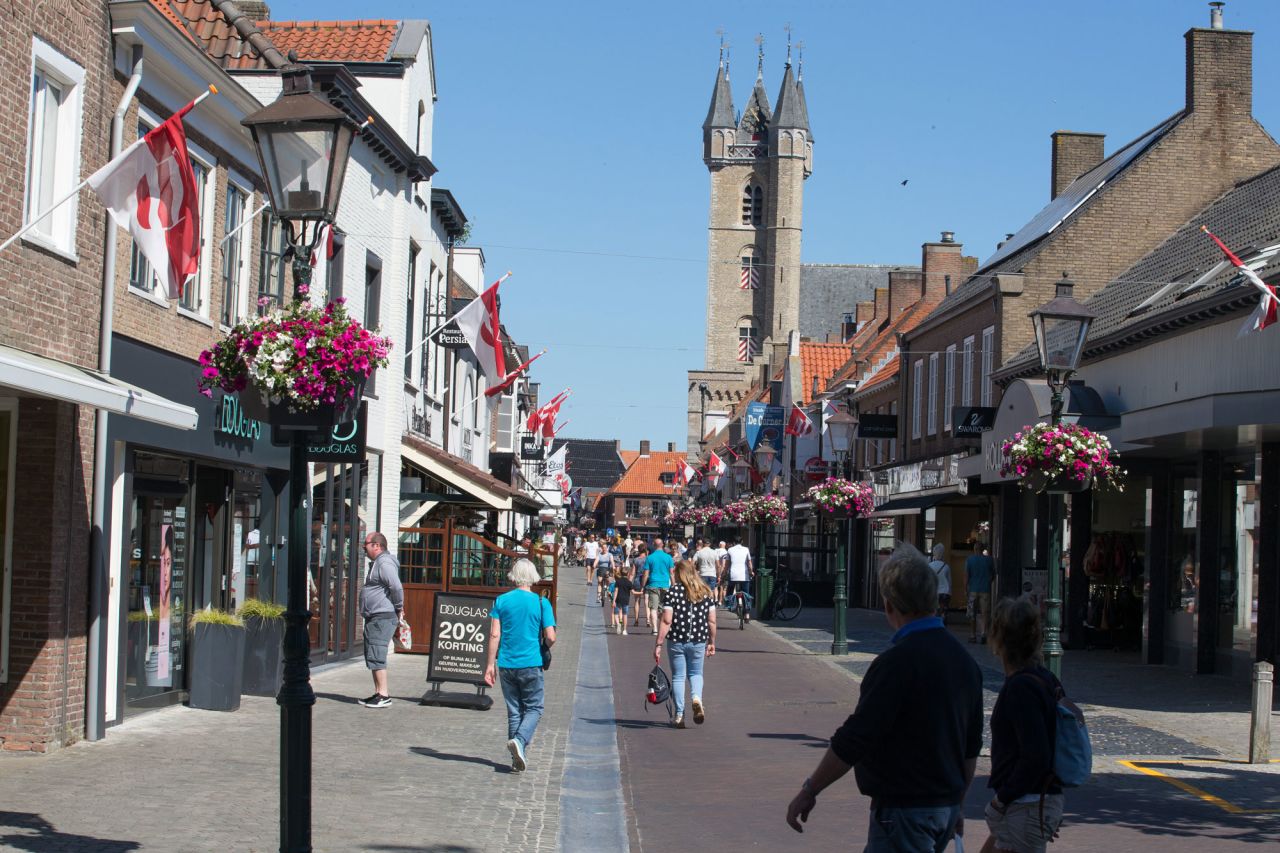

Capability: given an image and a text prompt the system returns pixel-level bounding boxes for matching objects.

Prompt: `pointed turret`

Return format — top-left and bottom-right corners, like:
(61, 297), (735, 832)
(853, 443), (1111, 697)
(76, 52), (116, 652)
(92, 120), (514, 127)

(772, 60), (807, 131)
(703, 63), (735, 131)
(738, 76), (772, 141)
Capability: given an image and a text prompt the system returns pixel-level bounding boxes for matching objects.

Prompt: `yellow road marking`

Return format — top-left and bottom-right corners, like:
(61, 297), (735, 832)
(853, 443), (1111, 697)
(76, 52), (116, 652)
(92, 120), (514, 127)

(1117, 759), (1280, 814)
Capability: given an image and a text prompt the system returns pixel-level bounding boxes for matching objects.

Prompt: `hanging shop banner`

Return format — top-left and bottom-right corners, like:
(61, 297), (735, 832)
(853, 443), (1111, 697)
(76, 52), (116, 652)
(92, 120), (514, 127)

(745, 402), (785, 452)
(306, 403), (368, 462)
(434, 322), (470, 350)
(426, 593), (496, 687)
(951, 406), (997, 437)
(520, 434), (545, 460)
(858, 414), (898, 439)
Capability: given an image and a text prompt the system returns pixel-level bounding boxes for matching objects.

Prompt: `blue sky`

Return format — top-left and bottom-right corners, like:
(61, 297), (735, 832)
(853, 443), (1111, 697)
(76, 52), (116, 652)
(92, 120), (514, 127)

(276, 0), (1280, 450)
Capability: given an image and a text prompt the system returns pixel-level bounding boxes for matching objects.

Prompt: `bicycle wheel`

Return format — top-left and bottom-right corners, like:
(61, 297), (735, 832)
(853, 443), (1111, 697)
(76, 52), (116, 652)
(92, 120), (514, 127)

(774, 590), (803, 621)
(737, 596), (746, 630)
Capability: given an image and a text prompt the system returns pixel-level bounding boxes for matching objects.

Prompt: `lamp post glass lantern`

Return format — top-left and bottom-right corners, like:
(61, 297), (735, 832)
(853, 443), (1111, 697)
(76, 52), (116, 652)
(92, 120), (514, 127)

(242, 57), (356, 853)
(732, 456), (751, 490)
(1028, 273), (1097, 679)
(823, 406), (859, 655)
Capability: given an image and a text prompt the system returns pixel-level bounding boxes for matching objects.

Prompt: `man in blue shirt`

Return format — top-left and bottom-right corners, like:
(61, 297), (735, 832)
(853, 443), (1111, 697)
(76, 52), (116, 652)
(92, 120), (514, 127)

(964, 545), (995, 644)
(643, 537), (674, 637)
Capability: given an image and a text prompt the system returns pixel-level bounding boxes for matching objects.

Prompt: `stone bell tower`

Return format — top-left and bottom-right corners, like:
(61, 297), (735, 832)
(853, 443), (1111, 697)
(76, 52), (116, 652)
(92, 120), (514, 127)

(686, 35), (813, 457)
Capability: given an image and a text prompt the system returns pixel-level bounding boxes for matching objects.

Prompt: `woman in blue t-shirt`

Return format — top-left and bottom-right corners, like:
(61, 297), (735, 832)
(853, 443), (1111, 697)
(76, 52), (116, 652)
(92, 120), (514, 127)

(484, 559), (556, 772)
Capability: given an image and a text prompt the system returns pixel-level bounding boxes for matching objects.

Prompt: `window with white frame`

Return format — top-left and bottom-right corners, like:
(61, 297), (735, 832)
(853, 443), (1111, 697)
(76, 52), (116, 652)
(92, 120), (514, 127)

(405, 244), (418, 381)
(927, 352), (939, 436)
(258, 212), (290, 314)
(962, 335), (975, 406)
(981, 325), (995, 406)
(220, 180), (250, 327)
(912, 359), (923, 439)
(420, 260), (435, 392)
(128, 120), (159, 297)
(944, 345), (956, 431)
(178, 145), (215, 316)
(24, 38), (84, 257)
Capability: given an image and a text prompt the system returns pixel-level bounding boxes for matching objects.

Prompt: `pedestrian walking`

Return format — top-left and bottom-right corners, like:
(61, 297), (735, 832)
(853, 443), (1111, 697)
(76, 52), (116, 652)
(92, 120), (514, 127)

(584, 534), (602, 586)
(929, 543), (952, 622)
(981, 598), (1067, 853)
(653, 559), (716, 729)
(358, 532), (404, 708)
(693, 538), (719, 593)
(612, 566), (636, 635)
(595, 545), (616, 603)
(643, 538), (674, 635)
(965, 544), (995, 644)
(483, 558), (557, 773)
(714, 540), (729, 605)
(785, 544), (983, 850)
(724, 536), (754, 618)
(631, 543), (650, 628)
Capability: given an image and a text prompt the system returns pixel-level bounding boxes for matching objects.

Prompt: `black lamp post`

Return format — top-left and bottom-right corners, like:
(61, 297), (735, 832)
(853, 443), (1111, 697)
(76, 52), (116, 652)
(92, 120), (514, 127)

(752, 444), (777, 598)
(824, 408), (857, 654)
(1028, 272), (1097, 678)
(242, 57), (357, 853)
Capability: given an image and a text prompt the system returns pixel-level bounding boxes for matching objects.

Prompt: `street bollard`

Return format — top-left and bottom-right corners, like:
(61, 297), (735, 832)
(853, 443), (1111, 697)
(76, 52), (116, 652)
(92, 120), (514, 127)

(1250, 661), (1274, 764)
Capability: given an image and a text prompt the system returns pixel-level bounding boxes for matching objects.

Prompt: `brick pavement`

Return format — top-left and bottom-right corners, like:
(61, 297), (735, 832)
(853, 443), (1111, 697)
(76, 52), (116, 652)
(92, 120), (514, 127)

(0, 581), (591, 853)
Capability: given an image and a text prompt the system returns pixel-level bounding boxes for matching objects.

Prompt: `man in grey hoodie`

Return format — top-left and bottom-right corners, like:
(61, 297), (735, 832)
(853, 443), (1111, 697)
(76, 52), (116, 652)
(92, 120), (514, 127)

(359, 532), (404, 708)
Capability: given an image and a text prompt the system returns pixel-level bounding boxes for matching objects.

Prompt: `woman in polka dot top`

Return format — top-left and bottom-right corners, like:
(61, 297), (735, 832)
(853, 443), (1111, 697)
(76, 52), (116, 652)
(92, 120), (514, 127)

(654, 559), (718, 728)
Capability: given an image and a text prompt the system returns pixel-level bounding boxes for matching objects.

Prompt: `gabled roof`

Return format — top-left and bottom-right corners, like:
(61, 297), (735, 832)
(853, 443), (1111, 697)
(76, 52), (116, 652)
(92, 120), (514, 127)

(798, 342), (849, 405)
(255, 19), (401, 64)
(1001, 162), (1280, 376)
(619, 450), (640, 467)
(609, 450), (688, 497)
(928, 112), (1186, 319)
(550, 438), (626, 490)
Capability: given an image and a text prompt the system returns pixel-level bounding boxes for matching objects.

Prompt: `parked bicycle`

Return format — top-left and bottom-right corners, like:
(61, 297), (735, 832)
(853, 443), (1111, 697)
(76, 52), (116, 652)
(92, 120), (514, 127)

(760, 571), (803, 621)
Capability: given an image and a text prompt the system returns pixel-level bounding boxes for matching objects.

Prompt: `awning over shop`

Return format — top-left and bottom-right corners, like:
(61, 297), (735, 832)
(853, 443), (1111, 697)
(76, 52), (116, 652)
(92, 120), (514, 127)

(870, 492), (950, 517)
(401, 434), (542, 515)
(0, 342), (198, 430)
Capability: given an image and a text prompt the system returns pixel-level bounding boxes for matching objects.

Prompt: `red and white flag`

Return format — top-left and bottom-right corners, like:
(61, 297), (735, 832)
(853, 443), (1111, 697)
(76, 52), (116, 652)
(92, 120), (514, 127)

(1202, 226), (1279, 336)
(785, 404), (815, 437)
(88, 98), (201, 300)
(708, 450), (726, 486)
(452, 277), (506, 381)
(539, 392), (569, 442)
(676, 460), (697, 486)
(485, 350), (544, 398)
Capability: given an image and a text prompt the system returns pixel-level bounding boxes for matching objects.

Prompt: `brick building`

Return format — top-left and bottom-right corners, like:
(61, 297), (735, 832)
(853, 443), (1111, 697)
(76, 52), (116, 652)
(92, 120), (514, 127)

(602, 442), (688, 536)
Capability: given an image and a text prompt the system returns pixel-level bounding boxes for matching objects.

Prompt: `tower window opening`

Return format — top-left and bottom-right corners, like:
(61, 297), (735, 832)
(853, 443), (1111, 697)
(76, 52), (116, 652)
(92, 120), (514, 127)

(737, 317), (759, 363)
(741, 184), (763, 225)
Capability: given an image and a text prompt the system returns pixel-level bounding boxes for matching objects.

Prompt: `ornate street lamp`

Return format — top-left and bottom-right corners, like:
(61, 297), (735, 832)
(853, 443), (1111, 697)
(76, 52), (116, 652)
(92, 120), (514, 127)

(821, 405), (859, 655)
(241, 56), (357, 853)
(731, 456), (752, 491)
(1028, 272), (1097, 678)
(753, 443), (777, 479)
(825, 409), (857, 477)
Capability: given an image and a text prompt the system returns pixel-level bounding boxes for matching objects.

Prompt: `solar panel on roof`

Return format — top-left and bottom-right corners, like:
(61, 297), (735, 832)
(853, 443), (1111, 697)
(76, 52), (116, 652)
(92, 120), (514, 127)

(980, 113), (1183, 270)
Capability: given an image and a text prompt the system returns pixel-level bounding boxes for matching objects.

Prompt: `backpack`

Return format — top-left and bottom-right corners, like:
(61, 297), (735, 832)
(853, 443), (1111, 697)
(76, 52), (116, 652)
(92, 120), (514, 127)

(645, 665), (674, 721)
(1030, 671), (1092, 788)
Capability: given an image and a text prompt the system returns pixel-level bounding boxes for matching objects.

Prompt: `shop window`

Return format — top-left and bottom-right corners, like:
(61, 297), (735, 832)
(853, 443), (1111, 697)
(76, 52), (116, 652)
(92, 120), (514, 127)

(125, 483), (190, 708)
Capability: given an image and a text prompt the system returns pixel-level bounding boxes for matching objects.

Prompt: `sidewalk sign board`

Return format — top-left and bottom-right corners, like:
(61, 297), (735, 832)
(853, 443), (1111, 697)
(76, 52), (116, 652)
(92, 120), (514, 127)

(423, 592), (496, 710)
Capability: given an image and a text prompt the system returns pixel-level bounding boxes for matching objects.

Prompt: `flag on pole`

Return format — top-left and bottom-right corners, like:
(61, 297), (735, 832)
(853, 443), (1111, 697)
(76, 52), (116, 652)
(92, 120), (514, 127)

(485, 350), (544, 398)
(1201, 226), (1279, 336)
(88, 98), (201, 300)
(786, 404), (815, 437)
(544, 444), (567, 478)
(527, 388), (569, 433)
(708, 451), (726, 487)
(452, 278), (505, 380)
(539, 393), (569, 442)
(676, 460), (697, 486)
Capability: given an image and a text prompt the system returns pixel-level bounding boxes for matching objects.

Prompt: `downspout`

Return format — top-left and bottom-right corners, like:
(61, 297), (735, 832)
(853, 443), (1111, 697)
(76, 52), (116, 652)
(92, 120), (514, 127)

(87, 45), (143, 742)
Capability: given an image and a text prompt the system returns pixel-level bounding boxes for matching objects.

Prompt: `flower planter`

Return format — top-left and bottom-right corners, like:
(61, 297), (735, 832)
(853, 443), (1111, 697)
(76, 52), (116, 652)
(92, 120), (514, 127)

(1024, 470), (1092, 494)
(188, 621), (246, 712)
(240, 615), (285, 697)
(238, 378), (365, 432)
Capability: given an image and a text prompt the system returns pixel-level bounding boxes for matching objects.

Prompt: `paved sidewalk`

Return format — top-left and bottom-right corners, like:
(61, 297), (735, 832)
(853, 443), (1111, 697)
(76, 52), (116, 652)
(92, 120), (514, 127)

(0, 583), (590, 852)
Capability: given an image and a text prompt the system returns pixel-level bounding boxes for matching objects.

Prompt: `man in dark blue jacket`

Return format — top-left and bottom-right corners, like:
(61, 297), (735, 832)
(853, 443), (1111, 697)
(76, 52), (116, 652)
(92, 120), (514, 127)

(786, 544), (983, 851)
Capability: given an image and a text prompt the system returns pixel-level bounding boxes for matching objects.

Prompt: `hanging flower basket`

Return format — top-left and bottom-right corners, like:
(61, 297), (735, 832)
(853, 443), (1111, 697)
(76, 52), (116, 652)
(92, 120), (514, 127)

(1000, 422), (1123, 494)
(727, 493), (788, 525)
(804, 477), (876, 518)
(197, 297), (390, 429)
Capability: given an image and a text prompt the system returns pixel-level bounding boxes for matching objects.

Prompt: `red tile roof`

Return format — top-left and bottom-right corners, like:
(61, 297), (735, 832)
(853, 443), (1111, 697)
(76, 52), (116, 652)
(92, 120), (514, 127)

(618, 450), (640, 468)
(256, 19), (400, 64)
(799, 342), (851, 405)
(148, 0), (197, 43)
(609, 450), (688, 496)
(163, 0), (258, 67)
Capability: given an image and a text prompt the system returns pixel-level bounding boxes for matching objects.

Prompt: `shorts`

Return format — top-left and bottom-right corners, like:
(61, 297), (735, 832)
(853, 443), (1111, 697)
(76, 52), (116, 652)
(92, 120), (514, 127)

(646, 588), (664, 611)
(700, 575), (718, 589)
(596, 566), (610, 578)
(363, 613), (397, 670)
(614, 604), (630, 615)
(985, 795), (1064, 853)
(970, 591), (991, 617)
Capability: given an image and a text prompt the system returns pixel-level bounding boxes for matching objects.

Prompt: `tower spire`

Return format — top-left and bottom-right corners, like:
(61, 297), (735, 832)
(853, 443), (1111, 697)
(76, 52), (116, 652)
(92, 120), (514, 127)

(796, 40), (804, 81)
(755, 32), (764, 79)
(784, 23), (792, 66)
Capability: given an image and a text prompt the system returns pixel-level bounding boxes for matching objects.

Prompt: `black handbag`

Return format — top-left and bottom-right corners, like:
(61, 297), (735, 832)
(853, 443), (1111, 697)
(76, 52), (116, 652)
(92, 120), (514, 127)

(539, 598), (552, 671)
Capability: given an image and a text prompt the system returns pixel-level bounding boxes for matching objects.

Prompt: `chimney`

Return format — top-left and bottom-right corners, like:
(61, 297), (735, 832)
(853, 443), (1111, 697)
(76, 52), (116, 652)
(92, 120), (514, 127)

(921, 232), (966, 309)
(1050, 131), (1105, 199)
(888, 270), (923, 318)
(639, 440), (650, 456)
(1185, 7), (1252, 117)
(667, 442), (676, 452)
(236, 0), (272, 21)
(873, 287), (888, 322)
(855, 300), (875, 327)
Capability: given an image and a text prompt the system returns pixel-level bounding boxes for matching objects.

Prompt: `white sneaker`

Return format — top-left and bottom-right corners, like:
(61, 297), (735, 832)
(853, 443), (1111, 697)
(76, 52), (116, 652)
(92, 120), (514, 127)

(622, 628), (628, 636)
(507, 737), (527, 772)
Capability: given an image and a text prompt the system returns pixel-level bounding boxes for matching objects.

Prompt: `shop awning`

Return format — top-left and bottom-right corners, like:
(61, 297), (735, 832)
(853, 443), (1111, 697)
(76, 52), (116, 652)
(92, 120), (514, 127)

(0, 342), (197, 430)
(399, 499), (438, 528)
(870, 492), (950, 517)
(401, 434), (543, 514)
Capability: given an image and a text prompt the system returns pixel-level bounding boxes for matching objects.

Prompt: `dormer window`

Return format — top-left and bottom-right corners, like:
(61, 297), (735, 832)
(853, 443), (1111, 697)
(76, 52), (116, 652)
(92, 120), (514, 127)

(741, 184), (763, 225)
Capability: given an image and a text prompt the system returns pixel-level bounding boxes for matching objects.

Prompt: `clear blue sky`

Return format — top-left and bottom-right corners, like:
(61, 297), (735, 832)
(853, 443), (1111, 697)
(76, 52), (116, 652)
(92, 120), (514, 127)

(276, 0), (1280, 451)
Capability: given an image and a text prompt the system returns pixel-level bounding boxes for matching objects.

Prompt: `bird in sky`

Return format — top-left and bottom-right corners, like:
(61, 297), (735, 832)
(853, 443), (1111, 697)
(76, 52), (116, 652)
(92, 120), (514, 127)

(900, 179), (909, 186)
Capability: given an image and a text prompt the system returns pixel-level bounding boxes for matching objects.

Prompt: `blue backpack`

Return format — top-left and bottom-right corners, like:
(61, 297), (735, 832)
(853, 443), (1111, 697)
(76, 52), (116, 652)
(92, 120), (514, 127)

(1031, 671), (1092, 788)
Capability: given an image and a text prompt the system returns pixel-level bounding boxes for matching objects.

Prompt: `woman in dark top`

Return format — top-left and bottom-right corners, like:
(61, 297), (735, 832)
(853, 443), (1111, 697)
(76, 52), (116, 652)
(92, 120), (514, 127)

(982, 598), (1065, 853)
(612, 567), (635, 635)
(653, 559), (717, 728)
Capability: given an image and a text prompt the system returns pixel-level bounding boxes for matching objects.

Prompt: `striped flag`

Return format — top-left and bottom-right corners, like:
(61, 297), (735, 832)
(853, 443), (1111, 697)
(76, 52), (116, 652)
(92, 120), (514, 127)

(740, 257), (761, 290)
(785, 404), (814, 437)
(738, 332), (758, 363)
(1201, 226), (1279, 336)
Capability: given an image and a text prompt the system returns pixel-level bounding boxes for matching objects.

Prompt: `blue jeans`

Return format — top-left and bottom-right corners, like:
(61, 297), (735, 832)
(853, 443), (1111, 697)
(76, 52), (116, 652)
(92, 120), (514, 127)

(865, 804), (960, 853)
(498, 667), (545, 749)
(666, 641), (706, 715)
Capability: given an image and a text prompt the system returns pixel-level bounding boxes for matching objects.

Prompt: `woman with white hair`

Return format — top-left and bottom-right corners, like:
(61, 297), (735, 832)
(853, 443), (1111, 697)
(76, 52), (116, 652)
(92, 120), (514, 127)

(484, 558), (556, 772)
(929, 543), (952, 622)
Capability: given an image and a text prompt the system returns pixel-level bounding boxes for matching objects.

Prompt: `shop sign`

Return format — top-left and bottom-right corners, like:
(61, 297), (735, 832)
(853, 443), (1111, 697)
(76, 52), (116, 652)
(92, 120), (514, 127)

(305, 403), (368, 462)
(216, 394), (262, 442)
(857, 414), (897, 439)
(520, 435), (545, 460)
(434, 323), (470, 350)
(803, 457), (829, 483)
(744, 402), (785, 452)
(951, 406), (996, 437)
(426, 593), (496, 687)
(888, 455), (965, 494)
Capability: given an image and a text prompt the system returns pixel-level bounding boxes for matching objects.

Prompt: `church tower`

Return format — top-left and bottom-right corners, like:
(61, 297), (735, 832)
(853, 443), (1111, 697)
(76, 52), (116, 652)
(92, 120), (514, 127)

(687, 38), (813, 455)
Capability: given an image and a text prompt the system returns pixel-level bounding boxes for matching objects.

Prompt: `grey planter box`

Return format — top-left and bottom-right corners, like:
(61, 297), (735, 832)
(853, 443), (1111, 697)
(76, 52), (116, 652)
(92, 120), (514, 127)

(241, 615), (284, 697)
(188, 622), (246, 711)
